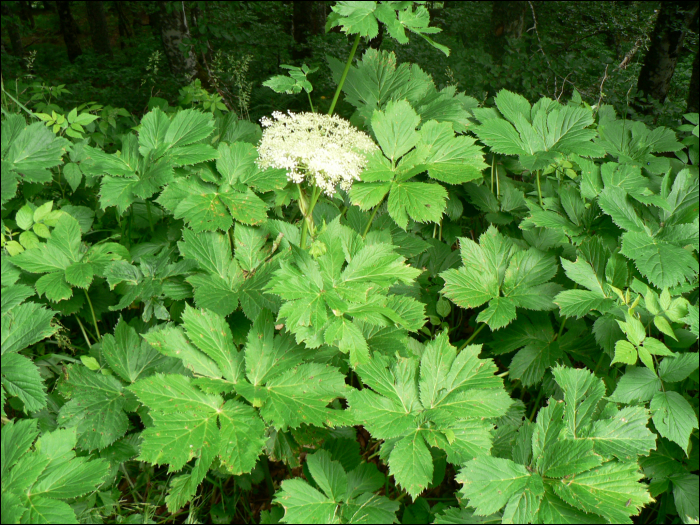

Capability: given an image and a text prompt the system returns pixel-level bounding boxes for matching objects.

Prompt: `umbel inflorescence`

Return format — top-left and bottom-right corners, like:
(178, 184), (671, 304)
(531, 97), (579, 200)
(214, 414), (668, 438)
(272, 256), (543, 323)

(257, 111), (377, 197)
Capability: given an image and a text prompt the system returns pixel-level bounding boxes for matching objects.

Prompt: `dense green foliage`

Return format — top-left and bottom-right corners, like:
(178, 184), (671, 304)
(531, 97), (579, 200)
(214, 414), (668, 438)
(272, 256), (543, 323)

(1, 1), (698, 524)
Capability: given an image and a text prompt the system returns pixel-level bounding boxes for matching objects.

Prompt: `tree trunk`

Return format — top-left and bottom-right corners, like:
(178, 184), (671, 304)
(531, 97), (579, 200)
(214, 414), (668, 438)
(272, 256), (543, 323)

(56, 1), (82, 62)
(688, 49), (699, 114)
(19, 1), (35, 28)
(158, 1), (197, 83)
(1, 2), (25, 57)
(292, 1), (323, 61)
(114, 1), (135, 48)
(490, 1), (528, 63)
(635, 1), (700, 111)
(86, 1), (112, 57)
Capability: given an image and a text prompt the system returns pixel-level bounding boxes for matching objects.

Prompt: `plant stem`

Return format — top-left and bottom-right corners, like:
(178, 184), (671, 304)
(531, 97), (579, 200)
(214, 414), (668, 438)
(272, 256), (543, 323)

(327, 33), (361, 116)
(306, 91), (315, 113)
(536, 170), (543, 206)
(497, 371), (509, 378)
(529, 389), (545, 422)
(300, 184), (322, 249)
(593, 351), (607, 376)
(145, 200), (154, 232)
(362, 197), (384, 239)
(261, 455), (275, 496)
(84, 289), (101, 341)
(75, 315), (92, 347)
(457, 322), (486, 352)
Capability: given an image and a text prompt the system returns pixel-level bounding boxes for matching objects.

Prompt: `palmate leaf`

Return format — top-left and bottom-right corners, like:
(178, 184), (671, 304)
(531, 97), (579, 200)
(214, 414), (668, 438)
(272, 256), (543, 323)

(1, 262), (56, 413)
(235, 310), (347, 429)
(275, 449), (399, 524)
(441, 226), (560, 330)
(101, 317), (169, 383)
(457, 365), (654, 523)
(2, 422), (109, 524)
(351, 101), (485, 230)
(472, 89), (605, 171)
(1, 116), (70, 204)
(347, 333), (511, 500)
(266, 221), (423, 358)
(10, 214), (123, 304)
(1, 352), (47, 412)
(84, 109), (217, 213)
(57, 366), (129, 452)
(133, 306), (347, 509)
(159, 141), (277, 232)
(328, 2), (447, 56)
(177, 227), (281, 319)
(328, 49), (474, 132)
(1, 300), (56, 356)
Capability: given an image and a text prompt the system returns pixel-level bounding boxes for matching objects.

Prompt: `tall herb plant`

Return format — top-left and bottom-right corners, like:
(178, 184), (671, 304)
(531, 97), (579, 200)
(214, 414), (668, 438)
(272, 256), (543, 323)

(1, 2), (698, 524)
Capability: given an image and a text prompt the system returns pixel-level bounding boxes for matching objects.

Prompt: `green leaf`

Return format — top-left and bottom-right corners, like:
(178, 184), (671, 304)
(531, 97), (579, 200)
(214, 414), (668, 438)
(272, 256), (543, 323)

(64, 262), (93, 289)
(541, 439), (603, 478)
(589, 406), (656, 460)
(416, 120), (487, 184)
(182, 305), (244, 382)
(371, 100), (420, 163)
(552, 365), (605, 439)
(658, 352), (699, 383)
(2, 424), (109, 524)
(389, 432), (433, 501)
(164, 108), (215, 148)
(553, 461), (652, 523)
(217, 399), (266, 475)
(275, 479), (338, 524)
(609, 367), (661, 403)
(306, 449), (347, 502)
(1, 301), (56, 355)
(102, 318), (167, 383)
(612, 340), (638, 366)
(669, 473), (699, 524)
(457, 456), (531, 515)
(650, 391), (698, 455)
(1, 352), (47, 411)
(35, 272), (72, 302)
(476, 297), (517, 330)
(57, 366), (128, 451)
(349, 334), (509, 497)
(387, 181), (447, 230)
(621, 231), (698, 289)
(554, 289), (614, 318)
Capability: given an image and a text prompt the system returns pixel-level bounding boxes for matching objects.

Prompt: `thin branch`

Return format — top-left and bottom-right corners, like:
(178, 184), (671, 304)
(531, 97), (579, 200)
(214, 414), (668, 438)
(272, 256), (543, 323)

(595, 63), (610, 112)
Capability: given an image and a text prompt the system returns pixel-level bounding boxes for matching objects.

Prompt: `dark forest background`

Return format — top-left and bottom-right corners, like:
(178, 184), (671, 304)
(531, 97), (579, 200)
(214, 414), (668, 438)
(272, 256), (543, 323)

(1, 1), (698, 129)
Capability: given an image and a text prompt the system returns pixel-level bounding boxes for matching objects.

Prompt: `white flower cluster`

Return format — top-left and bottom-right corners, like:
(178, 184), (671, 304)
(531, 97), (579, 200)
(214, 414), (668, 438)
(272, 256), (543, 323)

(257, 111), (377, 197)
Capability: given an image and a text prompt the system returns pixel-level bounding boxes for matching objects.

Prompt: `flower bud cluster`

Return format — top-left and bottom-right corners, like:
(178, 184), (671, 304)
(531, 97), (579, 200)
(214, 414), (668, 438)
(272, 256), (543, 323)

(257, 111), (377, 197)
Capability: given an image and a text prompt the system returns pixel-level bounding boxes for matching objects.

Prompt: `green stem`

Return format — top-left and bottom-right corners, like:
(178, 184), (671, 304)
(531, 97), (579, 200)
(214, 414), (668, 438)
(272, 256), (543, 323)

(300, 185), (322, 249)
(145, 200), (154, 232)
(0, 80), (35, 118)
(75, 315), (92, 348)
(529, 389), (545, 422)
(458, 322), (486, 352)
(306, 90), (315, 113)
(261, 455), (275, 496)
(536, 170), (543, 206)
(84, 289), (101, 341)
(497, 371), (509, 378)
(327, 33), (361, 116)
(593, 351), (607, 376)
(362, 197), (384, 239)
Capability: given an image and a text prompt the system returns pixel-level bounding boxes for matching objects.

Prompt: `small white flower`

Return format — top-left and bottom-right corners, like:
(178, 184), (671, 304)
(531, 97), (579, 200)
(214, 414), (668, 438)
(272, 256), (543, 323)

(257, 111), (377, 197)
